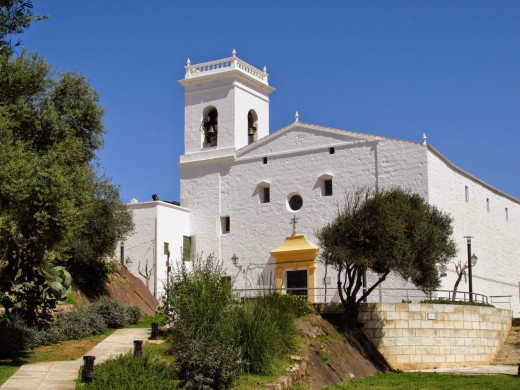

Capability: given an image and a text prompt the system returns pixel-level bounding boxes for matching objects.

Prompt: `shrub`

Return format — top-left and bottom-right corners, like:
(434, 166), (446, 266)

(420, 298), (494, 307)
(32, 325), (64, 346)
(84, 351), (176, 390)
(172, 336), (241, 390)
(0, 315), (40, 357)
(229, 298), (298, 374)
(124, 305), (142, 325)
(53, 306), (107, 339)
(90, 297), (126, 328)
(163, 254), (233, 341)
(257, 293), (314, 318)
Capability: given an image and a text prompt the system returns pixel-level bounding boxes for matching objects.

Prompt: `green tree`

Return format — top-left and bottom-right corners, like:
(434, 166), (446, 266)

(0, 50), (133, 325)
(63, 177), (133, 297)
(317, 188), (457, 328)
(0, 0), (35, 54)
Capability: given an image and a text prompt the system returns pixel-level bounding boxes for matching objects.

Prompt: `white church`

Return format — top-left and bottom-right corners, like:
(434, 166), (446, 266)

(118, 51), (520, 316)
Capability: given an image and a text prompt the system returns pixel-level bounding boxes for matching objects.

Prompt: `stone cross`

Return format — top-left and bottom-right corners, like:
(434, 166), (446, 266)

(290, 215), (299, 234)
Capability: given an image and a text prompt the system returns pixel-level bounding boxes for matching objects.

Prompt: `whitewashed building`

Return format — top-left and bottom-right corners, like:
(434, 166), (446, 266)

(119, 52), (520, 316)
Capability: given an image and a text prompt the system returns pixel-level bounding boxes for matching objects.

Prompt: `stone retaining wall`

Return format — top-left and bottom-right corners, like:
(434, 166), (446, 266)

(359, 302), (512, 370)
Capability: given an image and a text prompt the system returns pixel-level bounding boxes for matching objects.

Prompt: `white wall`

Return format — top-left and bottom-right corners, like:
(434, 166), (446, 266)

(116, 201), (190, 298)
(180, 124), (431, 298)
(427, 148), (520, 316)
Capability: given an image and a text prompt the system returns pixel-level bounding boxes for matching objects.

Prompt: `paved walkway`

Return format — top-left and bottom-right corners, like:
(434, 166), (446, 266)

(408, 364), (518, 376)
(1, 328), (150, 390)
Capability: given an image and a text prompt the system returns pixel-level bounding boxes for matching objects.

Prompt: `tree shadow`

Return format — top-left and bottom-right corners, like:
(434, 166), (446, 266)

(322, 311), (392, 373)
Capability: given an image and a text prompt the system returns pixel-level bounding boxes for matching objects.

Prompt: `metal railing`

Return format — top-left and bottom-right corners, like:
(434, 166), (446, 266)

(489, 295), (512, 311)
(232, 287), (489, 305)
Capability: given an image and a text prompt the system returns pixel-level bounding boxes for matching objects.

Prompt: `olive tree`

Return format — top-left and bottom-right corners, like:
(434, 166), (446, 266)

(0, 50), (132, 324)
(317, 188), (456, 328)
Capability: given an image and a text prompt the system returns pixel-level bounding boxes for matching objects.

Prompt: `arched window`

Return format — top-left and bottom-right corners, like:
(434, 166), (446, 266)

(202, 107), (218, 148)
(247, 109), (258, 144)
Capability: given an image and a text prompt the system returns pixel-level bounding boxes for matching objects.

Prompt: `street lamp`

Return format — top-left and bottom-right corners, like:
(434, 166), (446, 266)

(463, 236), (478, 302)
(120, 241), (125, 265)
(231, 254), (239, 266)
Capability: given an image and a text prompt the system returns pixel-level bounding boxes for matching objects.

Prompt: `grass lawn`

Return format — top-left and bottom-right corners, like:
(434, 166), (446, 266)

(124, 313), (168, 328)
(327, 371), (520, 390)
(0, 328), (116, 386)
(233, 357), (293, 390)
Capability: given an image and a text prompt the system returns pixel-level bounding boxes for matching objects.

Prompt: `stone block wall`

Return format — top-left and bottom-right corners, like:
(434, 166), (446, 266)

(359, 302), (512, 370)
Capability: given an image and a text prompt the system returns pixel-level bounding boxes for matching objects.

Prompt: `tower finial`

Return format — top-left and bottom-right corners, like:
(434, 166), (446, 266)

(422, 133), (427, 146)
(263, 65), (267, 73)
(295, 111), (299, 122)
(186, 58), (190, 66)
(232, 48), (236, 57)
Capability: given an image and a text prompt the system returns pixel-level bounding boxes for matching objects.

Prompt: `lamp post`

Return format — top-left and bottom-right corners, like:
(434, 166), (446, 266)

(231, 254), (239, 266)
(166, 250), (171, 314)
(120, 241), (125, 265)
(463, 236), (478, 302)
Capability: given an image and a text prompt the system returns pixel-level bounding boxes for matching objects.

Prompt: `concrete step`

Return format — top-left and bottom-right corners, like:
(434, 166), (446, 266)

(491, 325), (520, 366)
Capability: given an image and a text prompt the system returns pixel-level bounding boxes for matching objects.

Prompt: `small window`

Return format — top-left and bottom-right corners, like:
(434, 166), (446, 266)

(263, 157), (267, 164)
(262, 187), (270, 203)
(288, 194), (303, 211)
(324, 179), (333, 196)
(163, 242), (169, 255)
(329, 147), (335, 154)
(465, 186), (469, 202)
(486, 198), (490, 213)
(221, 216), (230, 234)
(505, 208), (509, 221)
(182, 236), (191, 261)
(319, 173), (334, 197)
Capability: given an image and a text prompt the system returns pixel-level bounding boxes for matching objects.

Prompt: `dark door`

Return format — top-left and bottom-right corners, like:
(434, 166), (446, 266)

(287, 270), (308, 299)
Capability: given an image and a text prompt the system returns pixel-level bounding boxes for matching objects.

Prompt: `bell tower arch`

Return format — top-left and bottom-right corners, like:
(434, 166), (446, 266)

(179, 50), (275, 163)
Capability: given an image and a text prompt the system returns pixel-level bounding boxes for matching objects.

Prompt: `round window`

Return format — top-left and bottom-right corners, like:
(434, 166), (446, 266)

(288, 194), (303, 211)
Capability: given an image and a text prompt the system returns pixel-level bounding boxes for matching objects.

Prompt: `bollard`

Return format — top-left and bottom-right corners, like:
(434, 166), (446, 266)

(150, 322), (159, 340)
(134, 340), (143, 357)
(517, 363), (520, 376)
(81, 355), (95, 383)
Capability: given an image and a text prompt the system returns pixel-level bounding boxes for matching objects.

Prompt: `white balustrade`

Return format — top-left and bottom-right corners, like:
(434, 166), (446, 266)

(184, 56), (268, 84)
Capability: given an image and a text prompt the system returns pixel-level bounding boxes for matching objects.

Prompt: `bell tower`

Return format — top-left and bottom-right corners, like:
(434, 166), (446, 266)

(178, 50), (275, 163)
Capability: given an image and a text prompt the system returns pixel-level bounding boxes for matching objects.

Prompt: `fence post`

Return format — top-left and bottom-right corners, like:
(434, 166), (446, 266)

(134, 340), (143, 357)
(81, 355), (95, 383)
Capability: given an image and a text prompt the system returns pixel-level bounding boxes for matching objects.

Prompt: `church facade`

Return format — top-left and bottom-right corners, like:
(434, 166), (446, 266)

(119, 52), (520, 316)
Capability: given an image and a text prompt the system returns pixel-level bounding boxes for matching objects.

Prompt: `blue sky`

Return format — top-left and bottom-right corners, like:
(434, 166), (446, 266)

(21, 1), (520, 202)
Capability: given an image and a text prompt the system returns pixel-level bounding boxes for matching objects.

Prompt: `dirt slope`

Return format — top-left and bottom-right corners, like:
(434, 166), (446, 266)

(104, 265), (159, 315)
(296, 315), (390, 389)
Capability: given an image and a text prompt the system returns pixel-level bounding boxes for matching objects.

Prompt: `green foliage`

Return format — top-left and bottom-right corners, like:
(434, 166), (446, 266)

(0, 314), (40, 356)
(172, 335), (241, 390)
(0, 49), (133, 324)
(317, 188), (457, 327)
(229, 296), (299, 374)
(328, 371), (520, 390)
(0, 304), (111, 358)
(0, 0), (42, 55)
(90, 298), (126, 328)
(162, 254), (233, 341)
(53, 307), (106, 340)
(163, 256), (302, 380)
(125, 313), (167, 329)
(258, 293), (314, 318)
(123, 305), (142, 325)
(83, 351), (177, 390)
(420, 298), (494, 307)
(163, 255), (241, 387)
(63, 180), (134, 297)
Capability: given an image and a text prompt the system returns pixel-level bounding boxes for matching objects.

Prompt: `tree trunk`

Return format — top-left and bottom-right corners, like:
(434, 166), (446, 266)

(340, 296), (361, 330)
(452, 273), (463, 302)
